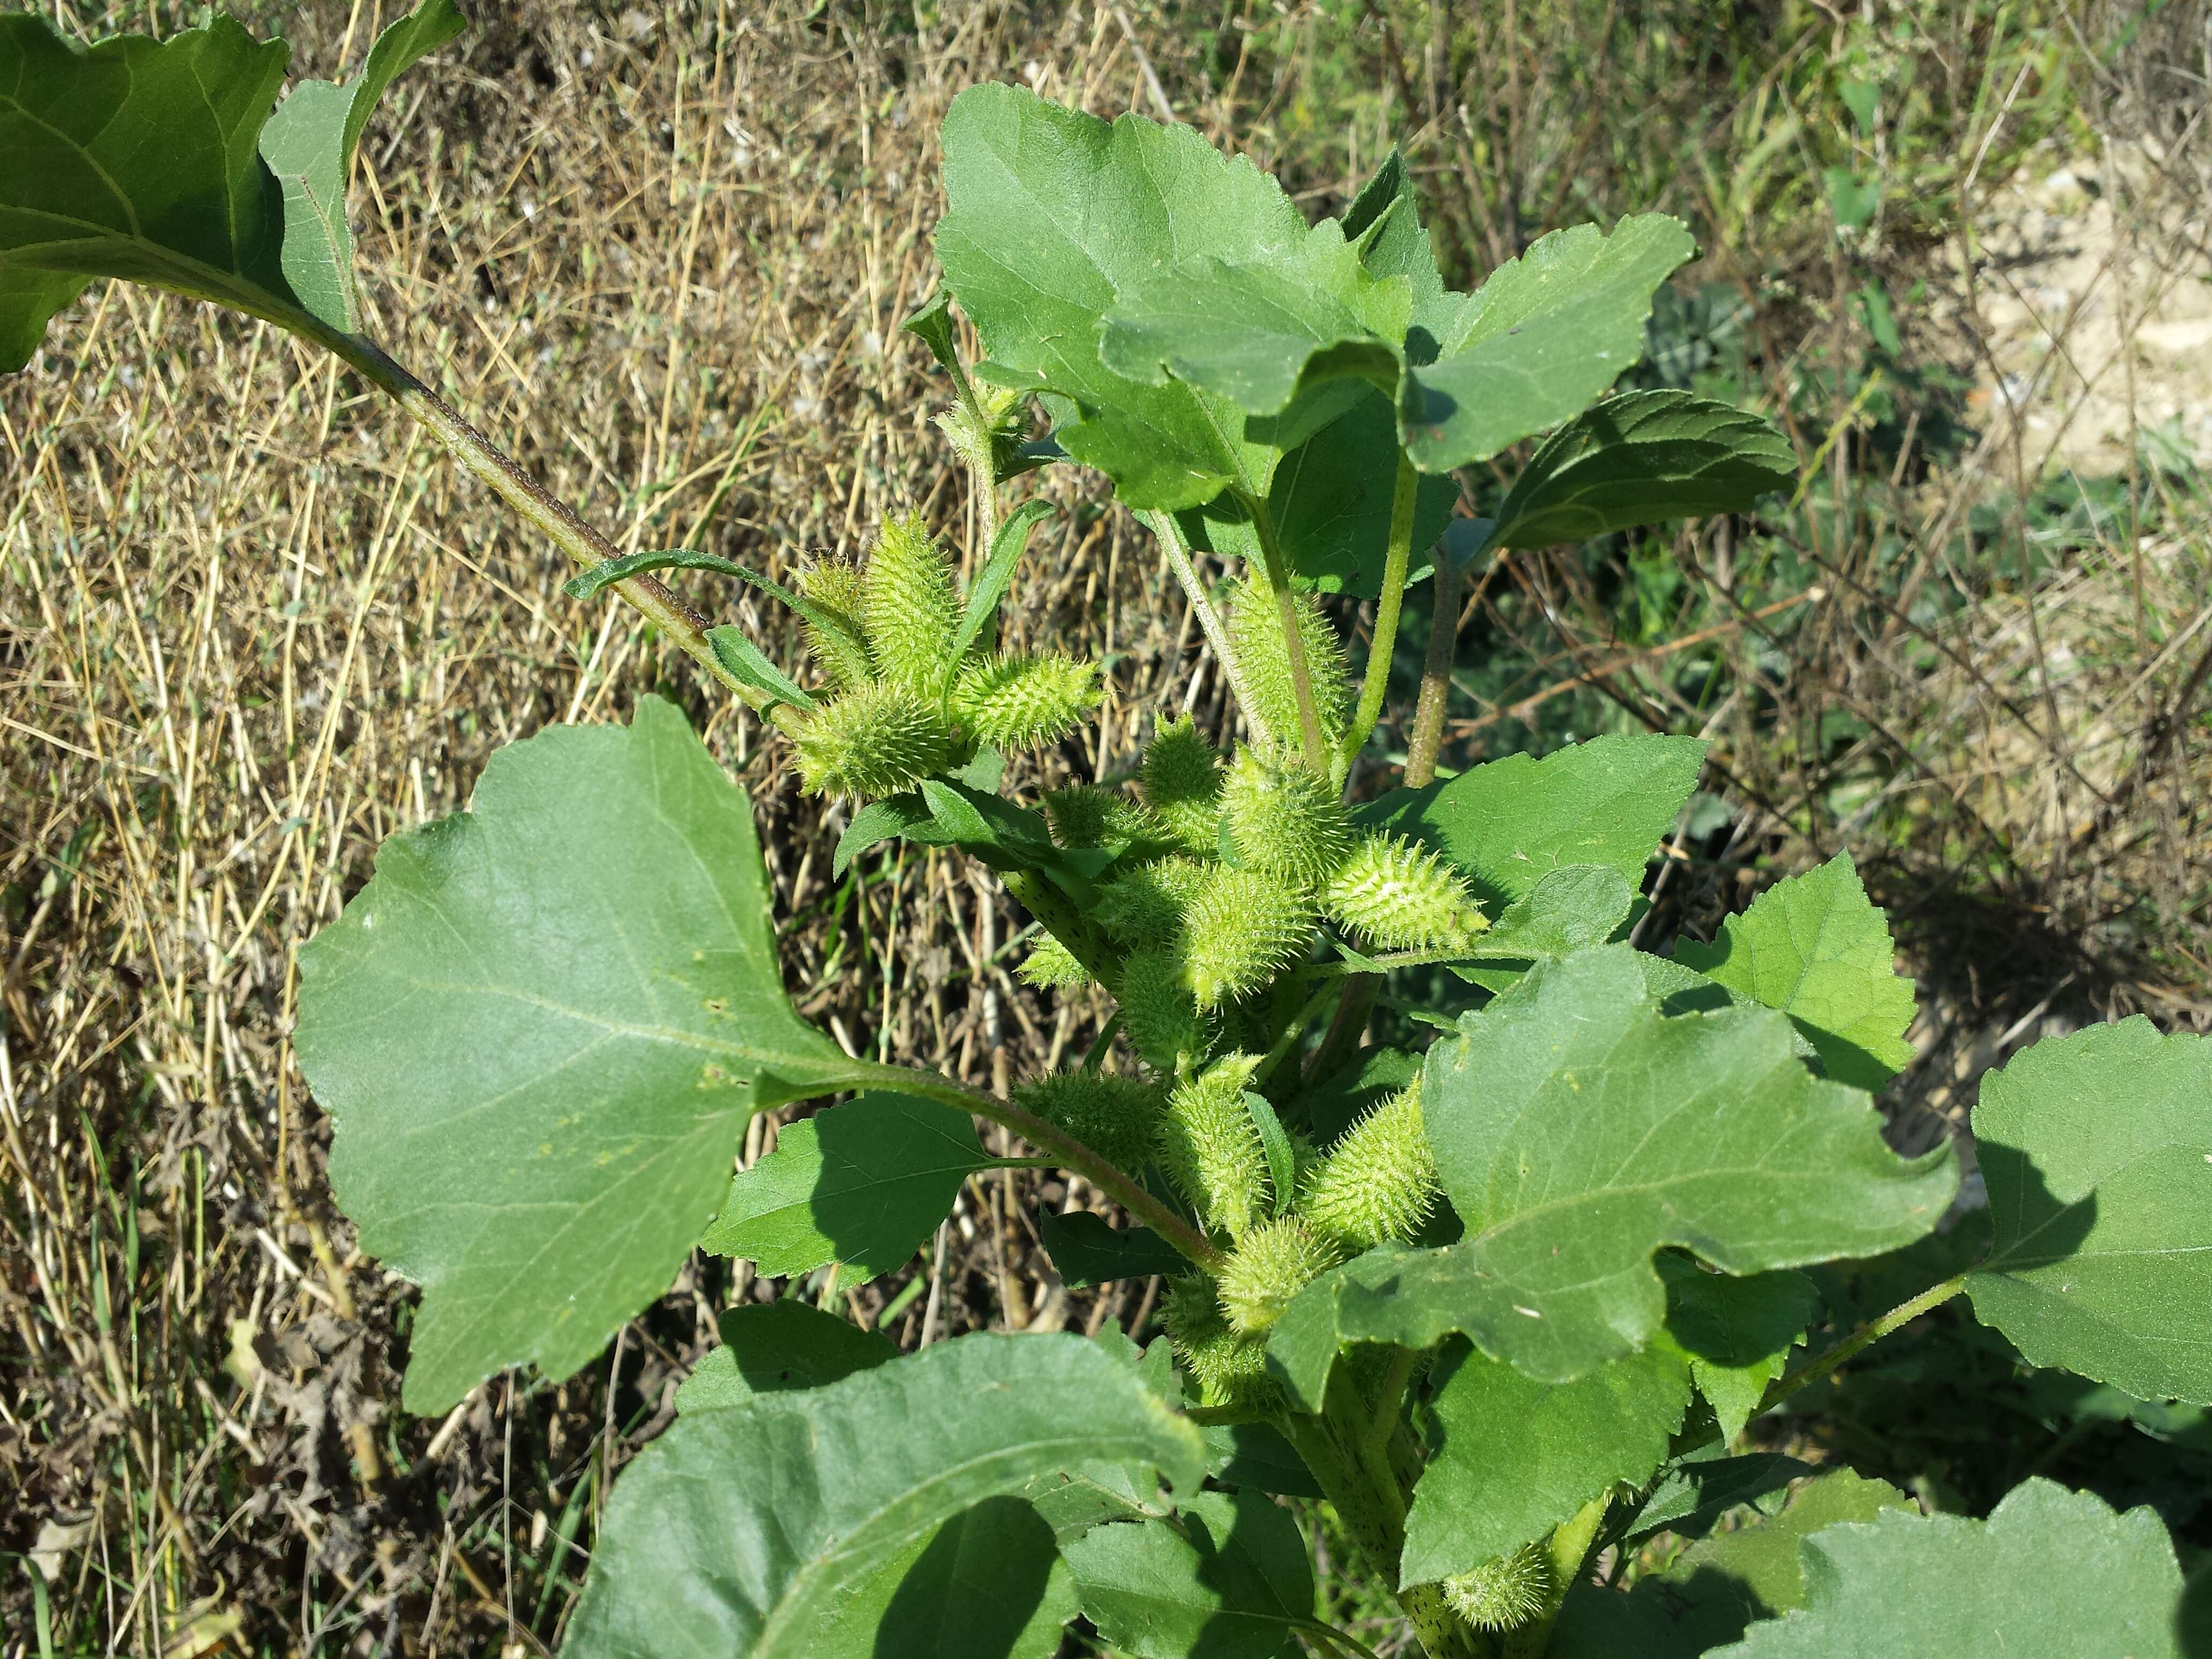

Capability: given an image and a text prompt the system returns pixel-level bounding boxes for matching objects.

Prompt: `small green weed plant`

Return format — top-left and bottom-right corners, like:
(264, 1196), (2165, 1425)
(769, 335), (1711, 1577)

(5, 9), (2208, 1655)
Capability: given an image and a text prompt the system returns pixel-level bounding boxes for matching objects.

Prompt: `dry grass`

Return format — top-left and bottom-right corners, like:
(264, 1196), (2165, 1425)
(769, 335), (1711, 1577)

(2, 2), (2207, 1655)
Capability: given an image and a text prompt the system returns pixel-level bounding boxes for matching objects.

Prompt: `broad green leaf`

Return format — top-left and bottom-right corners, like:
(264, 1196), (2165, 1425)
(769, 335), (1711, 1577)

(936, 83), (1306, 509)
(674, 1301), (895, 1414)
(567, 1332), (1205, 1659)
(702, 1093), (992, 1284)
(1400, 215), (1696, 470)
(256, 0), (464, 334)
(1488, 388), (1796, 549)
(1552, 1470), (1910, 1657)
(1966, 1019), (2212, 1404)
(1659, 1253), (1818, 1441)
(1339, 147), (1468, 349)
(1038, 1210), (1187, 1288)
(1356, 734), (1708, 911)
(1714, 1479), (2183, 1658)
(1400, 1338), (1691, 1586)
(1062, 1490), (1316, 1659)
(0, 5), (453, 371)
(296, 697), (851, 1413)
(814, 1497), (1078, 1659)
(1269, 947), (1955, 1391)
(1201, 1422), (1323, 1498)
(1676, 853), (1918, 1092)
(1613, 1452), (1813, 1546)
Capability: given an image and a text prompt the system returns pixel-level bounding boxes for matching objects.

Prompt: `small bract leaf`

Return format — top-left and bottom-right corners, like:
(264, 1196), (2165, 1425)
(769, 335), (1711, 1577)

(1357, 733), (1707, 910)
(1062, 1490), (1316, 1659)
(1713, 1479), (2183, 1658)
(1966, 1018), (2212, 1404)
(702, 1093), (992, 1284)
(296, 698), (850, 1413)
(1400, 1337), (1691, 1587)
(1489, 388), (1796, 549)
(674, 1301), (895, 1415)
(1676, 853), (1918, 1092)
(567, 1332), (1204, 1659)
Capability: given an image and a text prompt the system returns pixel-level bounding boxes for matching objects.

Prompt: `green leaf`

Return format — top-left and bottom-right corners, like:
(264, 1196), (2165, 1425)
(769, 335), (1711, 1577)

(1658, 1253), (1817, 1442)
(1201, 1422), (1323, 1498)
(1551, 1470), (1911, 1657)
(1301, 1046), (1423, 1144)
(1613, 1452), (1814, 1547)
(0, 5), (454, 371)
(256, 0), (465, 334)
(953, 498), (1055, 660)
(814, 1497), (1078, 1659)
(1488, 389), (1795, 550)
(708, 626), (816, 712)
(833, 794), (936, 878)
(1401, 1338), (1691, 1586)
(1038, 1210), (1187, 1289)
(1062, 1490), (1316, 1659)
(1399, 215), (1696, 471)
(901, 286), (966, 382)
(1356, 734), (1707, 911)
(702, 1093), (992, 1284)
(1269, 946), (1955, 1392)
(674, 1301), (895, 1414)
(1966, 1018), (2212, 1405)
(567, 1331), (1205, 1659)
(1676, 853), (1918, 1092)
(937, 83), (1307, 510)
(295, 697), (850, 1412)
(1713, 1479), (2183, 1658)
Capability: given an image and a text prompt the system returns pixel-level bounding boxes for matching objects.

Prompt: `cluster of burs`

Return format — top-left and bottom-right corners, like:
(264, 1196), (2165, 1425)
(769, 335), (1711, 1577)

(784, 513), (1485, 1415)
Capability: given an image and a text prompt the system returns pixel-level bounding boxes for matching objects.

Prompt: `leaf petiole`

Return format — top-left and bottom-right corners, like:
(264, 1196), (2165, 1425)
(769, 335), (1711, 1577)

(1336, 449), (1422, 790)
(1759, 1272), (1970, 1413)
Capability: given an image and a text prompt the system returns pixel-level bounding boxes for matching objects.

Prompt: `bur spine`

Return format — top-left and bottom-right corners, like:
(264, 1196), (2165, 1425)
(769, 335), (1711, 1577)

(796, 559), (873, 690)
(862, 512), (961, 694)
(1301, 1079), (1439, 1251)
(1016, 1072), (1165, 1176)
(792, 681), (954, 798)
(1141, 716), (1224, 853)
(1096, 856), (1207, 945)
(1324, 833), (1488, 951)
(953, 654), (1100, 748)
(1164, 1274), (1273, 1409)
(1215, 1215), (1341, 1334)
(1158, 1054), (1270, 1239)
(1044, 784), (1159, 850)
(1115, 948), (1207, 1073)
(1221, 750), (1352, 890)
(1441, 1544), (1555, 1633)
(1017, 935), (1091, 991)
(1184, 865), (1316, 1008)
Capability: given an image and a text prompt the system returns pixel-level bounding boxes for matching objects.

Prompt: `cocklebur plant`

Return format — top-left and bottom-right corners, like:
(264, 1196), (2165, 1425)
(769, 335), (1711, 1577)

(8, 9), (2209, 1656)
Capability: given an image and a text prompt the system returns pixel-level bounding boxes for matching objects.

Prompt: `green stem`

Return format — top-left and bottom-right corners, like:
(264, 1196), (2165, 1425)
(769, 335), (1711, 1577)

(1336, 451), (1421, 789)
(1501, 1491), (1612, 1658)
(856, 1060), (1227, 1272)
(1761, 1273), (1969, 1412)
(1140, 508), (1278, 751)
(1403, 551), (1464, 789)
(1243, 491), (1333, 776)
(336, 337), (775, 715)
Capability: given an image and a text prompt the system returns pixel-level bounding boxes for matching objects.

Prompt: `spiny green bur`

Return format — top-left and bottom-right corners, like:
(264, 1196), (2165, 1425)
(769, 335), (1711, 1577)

(1301, 1079), (1439, 1251)
(796, 559), (873, 690)
(1015, 1071), (1164, 1175)
(861, 510), (962, 694)
(1216, 1215), (1341, 1334)
(952, 653), (1100, 748)
(1230, 576), (1352, 751)
(1115, 947), (1208, 1073)
(793, 680), (955, 798)
(1184, 864), (1316, 1008)
(1044, 783), (1160, 849)
(1095, 855), (1207, 944)
(1164, 1274), (1273, 1409)
(1158, 1054), (1270, 1239)
(1015, 935), (1091, 990)
(1222, 750), (1352, 890)
(1141, 715), (1224, 853)
(1322, 833), (1489, 952)
(1442, 1544), (1555, 1633)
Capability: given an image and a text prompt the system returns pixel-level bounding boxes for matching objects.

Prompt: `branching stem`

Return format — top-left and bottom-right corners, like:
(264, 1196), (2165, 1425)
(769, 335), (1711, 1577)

(1338, 451), (1421, 789)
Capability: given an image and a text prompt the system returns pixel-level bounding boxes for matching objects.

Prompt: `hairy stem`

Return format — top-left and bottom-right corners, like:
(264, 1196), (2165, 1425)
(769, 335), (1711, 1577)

(1337, 451), (1422, 789)
(1403, 552), (1464, 788)
(1243, 492), (1333, 775)
(1139, 508), (1278, 750)
(857, 1061), (1228, 1272)
(335, 337), (774, 715)
(1761, 1273), (1969, 1411)
(1501, 1491), (1613, 1658)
